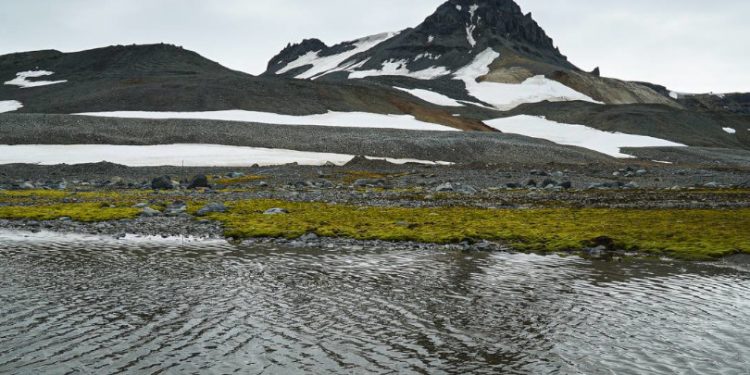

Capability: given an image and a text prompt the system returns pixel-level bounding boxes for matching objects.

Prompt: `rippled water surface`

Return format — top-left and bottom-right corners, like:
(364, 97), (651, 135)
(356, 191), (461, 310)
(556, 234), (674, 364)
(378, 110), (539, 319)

(1, 231), (748, 374)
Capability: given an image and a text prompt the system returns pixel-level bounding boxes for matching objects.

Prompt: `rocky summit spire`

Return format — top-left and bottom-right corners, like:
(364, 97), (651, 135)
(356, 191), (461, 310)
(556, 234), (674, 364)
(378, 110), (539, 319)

(417, 0), (560, 55)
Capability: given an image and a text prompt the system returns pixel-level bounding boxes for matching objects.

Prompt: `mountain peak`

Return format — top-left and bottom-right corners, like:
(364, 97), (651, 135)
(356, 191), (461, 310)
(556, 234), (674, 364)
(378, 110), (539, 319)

(266, 0), (572, 81)
(420, 0), (560, 55)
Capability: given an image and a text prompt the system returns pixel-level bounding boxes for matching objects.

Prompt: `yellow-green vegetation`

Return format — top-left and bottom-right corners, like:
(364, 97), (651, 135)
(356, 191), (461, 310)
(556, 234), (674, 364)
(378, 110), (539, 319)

(212, 175), (264, 185)
(208, 199), (750, 260)
(0, 203), (140, 222)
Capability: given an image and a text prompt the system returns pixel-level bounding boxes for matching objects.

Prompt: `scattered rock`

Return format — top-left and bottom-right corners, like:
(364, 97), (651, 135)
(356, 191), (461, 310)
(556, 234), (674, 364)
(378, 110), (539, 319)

(196, 202), (228, 216)
(455, 184), (478, 195)
(299, 232), (319, 241)
(264, 208), (288, 215)
(636, 169), (648, 176)
(140, 207), (161, 217)
(354, 179), (385, 188)
(624, 181), (640, 189)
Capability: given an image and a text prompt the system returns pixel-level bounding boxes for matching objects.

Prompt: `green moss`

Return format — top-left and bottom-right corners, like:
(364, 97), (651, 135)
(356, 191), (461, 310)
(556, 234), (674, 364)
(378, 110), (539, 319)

(212, 175), (264, 185)
(209, 200), (750, 260)
(0, 203), (140, 222)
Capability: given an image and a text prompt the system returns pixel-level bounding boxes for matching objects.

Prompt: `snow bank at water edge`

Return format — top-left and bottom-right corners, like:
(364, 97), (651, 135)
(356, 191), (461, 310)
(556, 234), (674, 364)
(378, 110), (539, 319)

(75, 110), (457, 132)
(394, 87), (463, 107)
(0, 100), (23, 113)
(485, 115), (686, 158)
(4, 70), (67, 88)
(454, 49), (600, 110)
(0, 144), (453, 167)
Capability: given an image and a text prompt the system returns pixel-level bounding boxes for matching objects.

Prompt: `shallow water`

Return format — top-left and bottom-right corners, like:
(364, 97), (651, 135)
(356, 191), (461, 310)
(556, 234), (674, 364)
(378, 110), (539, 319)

(0, 231), (748, 374)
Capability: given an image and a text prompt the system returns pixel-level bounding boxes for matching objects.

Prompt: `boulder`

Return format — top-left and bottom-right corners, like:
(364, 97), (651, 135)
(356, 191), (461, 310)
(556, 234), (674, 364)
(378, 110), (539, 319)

(187, 174), (211, 189)
(151, 175), (175, 190)
(435, 182), (454, 192)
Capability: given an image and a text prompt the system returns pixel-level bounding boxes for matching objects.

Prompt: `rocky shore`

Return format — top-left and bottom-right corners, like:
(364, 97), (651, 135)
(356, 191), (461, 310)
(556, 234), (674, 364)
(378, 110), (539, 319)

(1, 158), (749, 260)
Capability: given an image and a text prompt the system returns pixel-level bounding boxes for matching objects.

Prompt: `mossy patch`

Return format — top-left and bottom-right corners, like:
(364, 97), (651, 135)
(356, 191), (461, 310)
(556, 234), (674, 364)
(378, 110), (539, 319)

(209, 200), (750, 260)
(0, 203), (140, 222)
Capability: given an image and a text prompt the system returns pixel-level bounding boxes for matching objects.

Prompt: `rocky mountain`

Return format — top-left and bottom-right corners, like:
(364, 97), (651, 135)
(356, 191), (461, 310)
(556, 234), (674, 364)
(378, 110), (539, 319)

(1, 0), (748, 154)
(266, 0), (676, 109)
(263, 0), (749, 150)
(0, 44), (491, 130)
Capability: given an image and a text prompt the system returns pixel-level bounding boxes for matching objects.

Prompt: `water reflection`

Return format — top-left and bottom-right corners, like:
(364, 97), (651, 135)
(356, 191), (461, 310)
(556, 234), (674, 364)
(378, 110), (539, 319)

(0, 231), (748, 374)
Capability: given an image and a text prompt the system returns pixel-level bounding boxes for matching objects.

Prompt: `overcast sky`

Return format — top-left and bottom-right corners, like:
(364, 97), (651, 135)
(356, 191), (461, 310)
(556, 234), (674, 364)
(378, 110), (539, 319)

(1, 0), (747, 93)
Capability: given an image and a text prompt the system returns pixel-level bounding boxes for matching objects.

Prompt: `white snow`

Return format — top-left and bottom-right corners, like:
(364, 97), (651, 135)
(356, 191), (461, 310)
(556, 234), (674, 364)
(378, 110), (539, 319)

(427, 35), (435, 43)
(0, 144), (453, 167)
(75, 110), (457, 132)
(466, 24), (477, 47)
(348, 59), (451, 80)
(453, 48), (600, 110)
(469, 4), (480, 19)
(669, 91), (680, 99)
(276, 32), (397, 79)
(652, 160), (674, 164)
(0, 100), (23, 113)
(414, 52), (440, 60)
(485, 115), (686, 158)
(4, 70), (67, 88)
(456, 5), (462, 11)
(394, 87), (463, 107)
(723, 127), (737, 134)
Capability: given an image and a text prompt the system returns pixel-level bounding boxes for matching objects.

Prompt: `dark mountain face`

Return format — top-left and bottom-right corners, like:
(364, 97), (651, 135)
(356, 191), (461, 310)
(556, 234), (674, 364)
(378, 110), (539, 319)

(0, 44), (235, 81)
(266, 0), (573, 79)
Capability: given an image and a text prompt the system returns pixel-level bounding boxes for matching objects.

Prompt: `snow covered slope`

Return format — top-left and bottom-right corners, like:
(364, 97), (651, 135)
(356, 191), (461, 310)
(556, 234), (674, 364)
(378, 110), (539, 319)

(4, 71), (67, 88)
(486, 115), (685, 158)
(0, 144), (452, 167)
(75, 110), (457, 131)
(0, 100), (23, 113)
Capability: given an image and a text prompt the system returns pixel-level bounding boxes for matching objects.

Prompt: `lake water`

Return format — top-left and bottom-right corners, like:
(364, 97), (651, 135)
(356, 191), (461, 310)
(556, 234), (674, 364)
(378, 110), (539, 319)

(0, 231), (748, 374)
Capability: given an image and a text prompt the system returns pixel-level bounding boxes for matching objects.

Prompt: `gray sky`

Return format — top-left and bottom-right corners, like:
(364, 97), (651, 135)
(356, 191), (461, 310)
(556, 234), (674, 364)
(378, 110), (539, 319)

(1, 0), (747, 93)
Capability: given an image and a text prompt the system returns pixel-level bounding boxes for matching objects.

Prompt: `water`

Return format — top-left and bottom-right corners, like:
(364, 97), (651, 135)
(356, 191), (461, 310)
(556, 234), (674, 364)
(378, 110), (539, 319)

(0, 231), (748, 374)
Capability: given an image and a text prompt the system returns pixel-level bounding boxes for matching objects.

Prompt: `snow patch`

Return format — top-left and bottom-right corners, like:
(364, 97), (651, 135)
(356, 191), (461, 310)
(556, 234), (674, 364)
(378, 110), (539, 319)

(75, 110), (457, 132)
(428, 35), (435, 43)
(394, 87), (463, 107)
(456, 5), (462, 11)
(0, 100), (23, 113)
(466, 24), (477, 47)
(453, 48), (600, 110)
(4, 70), (67, 88)
(485, 115), (686, 158)
(414, 52), (440, 60)
(652, 160), (674, 164)
(469, 4), (479, 19)
(348, 59), (451, 80)
(276, 32), (397, 80)
(0, 144), (453, 167)
(723, 127), (736, 134)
